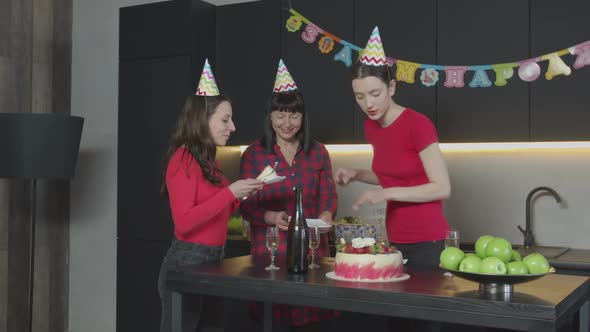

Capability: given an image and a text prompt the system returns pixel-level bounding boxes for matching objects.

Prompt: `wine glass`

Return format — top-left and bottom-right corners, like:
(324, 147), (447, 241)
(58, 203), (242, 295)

(444, 230), (460, 276)
(265, 227), (280, 271)
(308, 226), (320, 269)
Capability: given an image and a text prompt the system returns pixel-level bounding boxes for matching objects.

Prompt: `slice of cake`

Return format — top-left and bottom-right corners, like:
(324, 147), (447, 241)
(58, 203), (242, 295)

(333, 237), (403, 281)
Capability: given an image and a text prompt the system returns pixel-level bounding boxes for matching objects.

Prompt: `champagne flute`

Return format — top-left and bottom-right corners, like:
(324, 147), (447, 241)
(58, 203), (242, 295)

(444, 230), (460, 276)
(265, 227), (280, 271)
(308, 226), (320, 269)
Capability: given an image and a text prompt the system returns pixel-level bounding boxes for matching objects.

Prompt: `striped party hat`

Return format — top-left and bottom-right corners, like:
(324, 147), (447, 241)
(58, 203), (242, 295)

(195, 58), (220, 96)
(360, 26), (387, 66)
(273, 59), (298, 93)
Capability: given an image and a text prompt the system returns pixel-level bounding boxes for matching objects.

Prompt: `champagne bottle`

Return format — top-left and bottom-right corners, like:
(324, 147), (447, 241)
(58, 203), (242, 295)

(287, 186), (309, 274)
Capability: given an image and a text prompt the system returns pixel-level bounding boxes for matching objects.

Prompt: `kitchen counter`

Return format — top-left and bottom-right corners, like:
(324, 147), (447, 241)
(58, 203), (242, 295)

(167, 255), (590, 332)
(550, 249), (590, 273)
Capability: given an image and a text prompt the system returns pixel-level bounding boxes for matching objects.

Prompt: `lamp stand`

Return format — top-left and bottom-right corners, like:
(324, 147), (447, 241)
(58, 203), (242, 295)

(28, 178), (37, 332)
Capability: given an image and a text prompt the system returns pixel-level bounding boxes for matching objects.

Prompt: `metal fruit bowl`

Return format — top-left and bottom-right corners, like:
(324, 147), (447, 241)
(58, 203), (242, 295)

(439, 265), (555, 293)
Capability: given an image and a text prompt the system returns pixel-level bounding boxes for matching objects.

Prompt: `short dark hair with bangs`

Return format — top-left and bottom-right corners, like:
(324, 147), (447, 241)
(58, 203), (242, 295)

(261, 90), (312, 153)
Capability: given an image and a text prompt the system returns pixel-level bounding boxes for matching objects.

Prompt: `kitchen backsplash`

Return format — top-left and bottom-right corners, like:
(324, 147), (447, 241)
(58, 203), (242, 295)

(218, 146), (590, 250)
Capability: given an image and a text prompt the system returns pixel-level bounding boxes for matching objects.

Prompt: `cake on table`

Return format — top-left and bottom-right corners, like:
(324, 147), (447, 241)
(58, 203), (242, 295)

(332, 237), (404, 281)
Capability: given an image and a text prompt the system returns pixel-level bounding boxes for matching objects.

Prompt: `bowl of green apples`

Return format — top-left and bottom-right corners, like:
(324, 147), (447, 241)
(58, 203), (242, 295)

(439, 235), (555, 293)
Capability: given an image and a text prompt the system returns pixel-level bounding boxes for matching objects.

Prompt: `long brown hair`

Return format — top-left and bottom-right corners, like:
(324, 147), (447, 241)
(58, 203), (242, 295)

(161, 95), (231, 195)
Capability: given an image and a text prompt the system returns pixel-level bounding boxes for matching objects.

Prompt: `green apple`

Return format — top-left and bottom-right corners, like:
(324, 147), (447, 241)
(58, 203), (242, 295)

(465, 253), (478, 258)
(523, 253), (551, 274)
(475, 235), (495, 258)
(506, 261), (528, 275)
(440, 247), (465, 270)
(459, 255), (482, 273)
(484, 238), (513, 263)
(511, 249), (522, 262)
(479, 256), (507, 274)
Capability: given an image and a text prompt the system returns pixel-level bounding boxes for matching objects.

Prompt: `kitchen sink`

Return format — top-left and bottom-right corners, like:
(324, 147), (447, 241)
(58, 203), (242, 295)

(515, 245), (570, 259)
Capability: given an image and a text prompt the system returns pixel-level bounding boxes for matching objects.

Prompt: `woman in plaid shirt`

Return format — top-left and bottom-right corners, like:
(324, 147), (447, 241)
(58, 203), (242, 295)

(239, 61), (340, 331)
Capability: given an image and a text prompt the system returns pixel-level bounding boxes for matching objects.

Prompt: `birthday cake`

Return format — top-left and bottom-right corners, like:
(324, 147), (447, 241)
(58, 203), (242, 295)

(333, 238), (404, 281)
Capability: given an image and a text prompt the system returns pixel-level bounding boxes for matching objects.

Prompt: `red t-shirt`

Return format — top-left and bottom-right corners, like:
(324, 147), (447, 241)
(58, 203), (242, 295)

(166, 147), (239, 246)
(365, 109), (449, 243)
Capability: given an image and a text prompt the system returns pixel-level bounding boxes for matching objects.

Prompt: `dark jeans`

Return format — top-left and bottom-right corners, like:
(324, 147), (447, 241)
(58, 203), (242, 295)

(158, 238), (224, 332)
(388, 240), (444, 331)
(391, 240), (444, 269)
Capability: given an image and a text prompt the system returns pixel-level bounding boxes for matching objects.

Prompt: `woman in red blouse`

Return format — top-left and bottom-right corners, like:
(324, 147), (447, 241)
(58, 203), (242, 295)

(334, 28), (451, 269)
(239, 60), (339, 330)
(158, 87), (263, 331)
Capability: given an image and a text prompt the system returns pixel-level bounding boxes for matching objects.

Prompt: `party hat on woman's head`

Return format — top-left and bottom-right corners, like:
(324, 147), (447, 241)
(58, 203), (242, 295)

(360, 26), (387, 66)
(273, 59), (298, 92)
(196, 58), (220, 96)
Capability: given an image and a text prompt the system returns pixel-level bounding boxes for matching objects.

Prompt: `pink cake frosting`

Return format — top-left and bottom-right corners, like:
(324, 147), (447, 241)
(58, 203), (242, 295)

(334, 252), (403, 281)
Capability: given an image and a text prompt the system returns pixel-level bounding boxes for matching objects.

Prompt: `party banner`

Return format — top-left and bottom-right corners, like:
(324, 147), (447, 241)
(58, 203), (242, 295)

(285, 9), (590, 88)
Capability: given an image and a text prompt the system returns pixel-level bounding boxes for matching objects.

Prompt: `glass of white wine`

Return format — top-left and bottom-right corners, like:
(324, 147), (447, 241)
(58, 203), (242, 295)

(444, 230), (460, 276)
(308, 226), (320, 269)
(265, 227), (280, 271)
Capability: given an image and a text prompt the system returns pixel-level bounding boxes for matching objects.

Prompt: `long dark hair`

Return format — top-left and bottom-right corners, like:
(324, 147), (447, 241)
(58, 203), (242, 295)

(351, 62), (393, 86)
(161, 95), (231, 195)
(261, 90), (312, 153)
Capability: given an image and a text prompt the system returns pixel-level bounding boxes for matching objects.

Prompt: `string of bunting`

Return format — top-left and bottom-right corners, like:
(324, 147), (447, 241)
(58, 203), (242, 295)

(285, 8), (590, 88)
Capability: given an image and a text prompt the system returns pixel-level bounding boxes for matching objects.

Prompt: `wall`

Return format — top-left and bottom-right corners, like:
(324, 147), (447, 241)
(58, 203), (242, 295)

(71, 0), (590, 331)
(219, 147), (590, 250)
(70, 1), (258, 332)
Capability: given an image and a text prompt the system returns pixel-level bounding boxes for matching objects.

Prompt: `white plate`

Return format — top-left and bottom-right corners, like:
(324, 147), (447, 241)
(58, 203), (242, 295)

(325, 272), (410, 283)
(262, 176), (286, 184)
(306, 219), (332, 229)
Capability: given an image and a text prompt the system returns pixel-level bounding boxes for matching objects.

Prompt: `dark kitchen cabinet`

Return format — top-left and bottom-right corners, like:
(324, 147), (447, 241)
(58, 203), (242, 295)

(530, 0), (590, 141)
(282, 0), (359, 143)
(216, 0), (282, 146)
(117, 239), (170, 332)
(436, 0), (530, 142)
(118, 56), (191, 241)
(354, 0), (437, 142)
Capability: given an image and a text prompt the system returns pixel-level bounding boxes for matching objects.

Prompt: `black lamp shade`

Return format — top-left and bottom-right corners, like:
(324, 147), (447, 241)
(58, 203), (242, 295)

(0, 113), (84, 179)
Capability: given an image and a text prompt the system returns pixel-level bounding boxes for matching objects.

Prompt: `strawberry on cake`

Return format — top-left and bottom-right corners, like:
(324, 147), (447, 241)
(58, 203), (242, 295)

(333, 237), (404, 281)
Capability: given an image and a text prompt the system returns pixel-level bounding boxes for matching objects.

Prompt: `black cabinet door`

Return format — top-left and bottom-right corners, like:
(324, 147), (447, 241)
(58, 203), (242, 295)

(120, 0), (191, 60)
(118, 56), (192, 240)
(215, 0), (281, 146)
(530, 0), (590, 141)
(355, 0), (437, 142)
(117, 239), (170, 332)
(282, 0), (358, 144)
(437, 0), (529, 142)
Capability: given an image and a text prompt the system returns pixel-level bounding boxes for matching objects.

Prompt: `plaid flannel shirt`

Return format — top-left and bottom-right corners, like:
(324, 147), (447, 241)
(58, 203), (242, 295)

(239, 139), (339, 326)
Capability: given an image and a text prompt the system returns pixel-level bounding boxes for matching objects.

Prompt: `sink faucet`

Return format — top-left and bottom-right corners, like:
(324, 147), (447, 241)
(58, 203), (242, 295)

(518, 186), (562, 249)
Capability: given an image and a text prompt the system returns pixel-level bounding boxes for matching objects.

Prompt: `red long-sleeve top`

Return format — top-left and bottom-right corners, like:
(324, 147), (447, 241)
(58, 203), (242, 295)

(166, 147), (239, 246)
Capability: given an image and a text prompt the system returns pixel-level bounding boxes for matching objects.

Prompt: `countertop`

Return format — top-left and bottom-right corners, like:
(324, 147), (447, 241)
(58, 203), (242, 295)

(550, 249), (590, 272)
(168, 255), (590, 332)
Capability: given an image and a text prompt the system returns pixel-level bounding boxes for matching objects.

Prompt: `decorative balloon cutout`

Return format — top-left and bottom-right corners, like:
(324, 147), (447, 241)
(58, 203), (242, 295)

(469, 69), (492, 88)
(395, 60), (419, 84)
(334, 45), (352, 67)
(301, 23), (321, 44)
(286, 15), (303, 32)
(518, 61), (541, 82)
(571, 41), (590, 69)
(318, 36), (335, 54)
(444, 66), (468, 88)
(492, 64), (514, 86)
(420, 68), (439, 87)
(544, 53), (571, 80)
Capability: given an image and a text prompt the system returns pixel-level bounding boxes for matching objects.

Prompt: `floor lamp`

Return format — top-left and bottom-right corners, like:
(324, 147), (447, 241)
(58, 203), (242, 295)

(0, 113), (84, 332)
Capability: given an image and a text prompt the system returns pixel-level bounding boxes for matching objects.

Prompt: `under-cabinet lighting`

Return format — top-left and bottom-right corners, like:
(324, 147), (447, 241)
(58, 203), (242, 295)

(237, 142), (590, 154)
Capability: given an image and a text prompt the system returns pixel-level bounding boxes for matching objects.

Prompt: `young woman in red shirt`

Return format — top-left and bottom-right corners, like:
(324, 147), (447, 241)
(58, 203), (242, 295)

(158, 59), (263, 332)
(334, 27), (451, 270)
